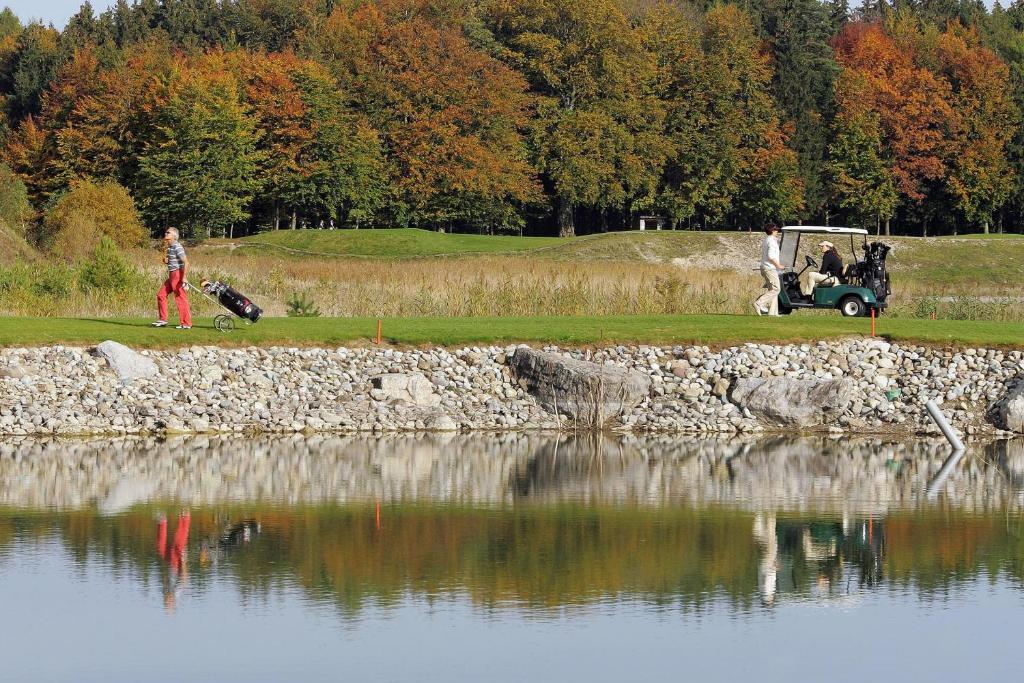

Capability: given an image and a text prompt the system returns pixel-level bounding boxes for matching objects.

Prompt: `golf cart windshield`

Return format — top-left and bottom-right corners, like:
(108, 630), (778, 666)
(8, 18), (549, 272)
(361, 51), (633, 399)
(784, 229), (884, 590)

(778, 226), (868, 270)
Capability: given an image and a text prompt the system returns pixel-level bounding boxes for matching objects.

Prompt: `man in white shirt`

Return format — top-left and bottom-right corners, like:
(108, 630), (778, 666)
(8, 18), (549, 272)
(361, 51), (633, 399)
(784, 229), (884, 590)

(754, 223), (784, 316)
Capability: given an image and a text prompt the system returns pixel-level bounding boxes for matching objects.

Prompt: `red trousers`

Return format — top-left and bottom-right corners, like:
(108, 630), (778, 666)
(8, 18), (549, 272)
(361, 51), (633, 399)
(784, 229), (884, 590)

(156, 512), (191, 574)
(157, 270), (191, 326)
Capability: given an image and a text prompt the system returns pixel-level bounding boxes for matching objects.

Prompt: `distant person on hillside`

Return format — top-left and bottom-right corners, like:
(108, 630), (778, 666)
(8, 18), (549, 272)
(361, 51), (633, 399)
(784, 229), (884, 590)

(754, 222), (783, 316)
(153, 227), (192, 330)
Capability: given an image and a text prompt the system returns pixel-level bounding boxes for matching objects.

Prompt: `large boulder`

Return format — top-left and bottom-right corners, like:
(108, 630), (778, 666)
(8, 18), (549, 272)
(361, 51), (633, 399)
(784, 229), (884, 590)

(509, 348), (651, 427)
(996, 379), (1024, 433)
(95, 340), (159, 382)
(729, 377), (855, 428)
(371, 373), (441, 407)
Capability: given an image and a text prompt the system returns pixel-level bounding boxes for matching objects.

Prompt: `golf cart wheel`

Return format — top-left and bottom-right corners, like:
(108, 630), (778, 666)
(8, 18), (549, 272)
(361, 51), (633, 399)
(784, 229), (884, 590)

(214, 314), (235, 332)
(840, 296), (867, 317)
(778, 305), (793, 315)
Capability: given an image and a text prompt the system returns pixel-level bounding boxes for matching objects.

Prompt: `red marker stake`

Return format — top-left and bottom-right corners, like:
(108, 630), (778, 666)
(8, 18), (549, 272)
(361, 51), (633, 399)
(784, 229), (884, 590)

(374, 319), (382, 345)
(870, 308), (876, 337)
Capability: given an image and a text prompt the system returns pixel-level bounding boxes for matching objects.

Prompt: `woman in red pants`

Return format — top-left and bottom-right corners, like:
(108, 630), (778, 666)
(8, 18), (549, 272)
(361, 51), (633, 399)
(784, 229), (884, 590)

(153, 227), (192, 330)
(156, 511), (190, 612)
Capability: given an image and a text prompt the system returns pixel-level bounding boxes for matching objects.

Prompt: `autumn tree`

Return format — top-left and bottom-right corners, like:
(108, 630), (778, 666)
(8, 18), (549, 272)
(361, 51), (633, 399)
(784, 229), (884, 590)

(931, 25), (1017, 233)
(646, 4), (802, 229)
(831, 21), (952, 234)
(311, 0), (540, 231)
(214, 50), (386, 229)
(484, 0), (665, 236)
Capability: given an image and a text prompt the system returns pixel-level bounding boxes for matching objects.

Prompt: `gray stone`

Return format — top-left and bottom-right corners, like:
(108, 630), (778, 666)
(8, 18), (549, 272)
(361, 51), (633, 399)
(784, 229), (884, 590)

(371, 373), (441, 407)
(509, 348), (651, 427)
(95, 341), (158, 382)
(426, 414), (458, 431)
(0, 366), (28, 379)
(996, 378), (1024, 433)
(200, 365), (224, 382)
(728, 377), (855, 428)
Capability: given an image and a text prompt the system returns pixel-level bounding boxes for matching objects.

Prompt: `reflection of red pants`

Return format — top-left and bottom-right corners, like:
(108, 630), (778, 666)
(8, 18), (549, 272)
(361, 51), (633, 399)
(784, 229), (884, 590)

(157, 270), (191, 326)
(156, 513), (191, 573)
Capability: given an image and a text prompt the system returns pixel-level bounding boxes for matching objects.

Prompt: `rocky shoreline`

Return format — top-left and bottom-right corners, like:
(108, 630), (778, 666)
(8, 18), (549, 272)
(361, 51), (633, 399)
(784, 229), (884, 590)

(0, 338), (1022, 438)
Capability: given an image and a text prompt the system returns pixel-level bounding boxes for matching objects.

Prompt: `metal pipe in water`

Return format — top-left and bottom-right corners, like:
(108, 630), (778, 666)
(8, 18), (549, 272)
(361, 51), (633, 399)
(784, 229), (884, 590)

(926, 449), (964, 499)
(925, 400), (965, 451)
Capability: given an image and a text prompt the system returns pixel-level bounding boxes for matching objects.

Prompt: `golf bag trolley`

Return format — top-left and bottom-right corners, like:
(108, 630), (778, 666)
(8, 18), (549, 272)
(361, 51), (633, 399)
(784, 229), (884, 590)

(186, 279), (263, 332)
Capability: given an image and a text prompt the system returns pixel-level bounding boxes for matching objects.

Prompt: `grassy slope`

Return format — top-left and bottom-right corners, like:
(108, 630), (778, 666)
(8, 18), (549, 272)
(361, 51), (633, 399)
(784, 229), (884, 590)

(1, 314), (1021, 348)
(215, 228), (1024, 285)
(216, 228), (725, 261)
(0, 224), (37, 266)
(226, 227), (564, 258)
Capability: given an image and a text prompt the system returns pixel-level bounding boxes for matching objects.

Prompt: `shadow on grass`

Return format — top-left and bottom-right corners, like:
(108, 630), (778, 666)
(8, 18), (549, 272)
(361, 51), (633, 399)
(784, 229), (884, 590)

(78, 318), (215, 331)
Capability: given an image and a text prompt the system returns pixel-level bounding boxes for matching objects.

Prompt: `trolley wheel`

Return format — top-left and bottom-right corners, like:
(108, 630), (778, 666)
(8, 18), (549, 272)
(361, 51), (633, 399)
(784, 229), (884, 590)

(214, 314), (235, 332)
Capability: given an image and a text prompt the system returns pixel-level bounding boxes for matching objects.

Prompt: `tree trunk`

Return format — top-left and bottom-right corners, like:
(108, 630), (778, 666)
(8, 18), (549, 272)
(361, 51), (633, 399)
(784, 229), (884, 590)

(274, 204), (280, 230)
(558, 197), (575, 238)
(984, 220), (990, 235)
(884, 218), (890, 236)
(290, 211), (297, 230)
(229, 223), (234, 239)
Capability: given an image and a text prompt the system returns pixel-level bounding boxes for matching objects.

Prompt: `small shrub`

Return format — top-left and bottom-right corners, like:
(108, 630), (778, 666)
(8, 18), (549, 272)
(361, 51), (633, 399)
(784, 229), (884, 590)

(44, 180), (147, 260)
(0, 164), (32, 234)
(912, 296), (939, 319)
(32, 265), (76, 298)
(78, 237), (138, 292)
(0, 263), (34, 293)
(286, 291), (321, 317)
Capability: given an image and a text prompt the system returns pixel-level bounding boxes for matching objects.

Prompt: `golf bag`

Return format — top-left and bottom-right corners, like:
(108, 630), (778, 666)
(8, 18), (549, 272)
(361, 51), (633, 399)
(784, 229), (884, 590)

(857, 241), (891, 304)
(201, 280), (262, 322)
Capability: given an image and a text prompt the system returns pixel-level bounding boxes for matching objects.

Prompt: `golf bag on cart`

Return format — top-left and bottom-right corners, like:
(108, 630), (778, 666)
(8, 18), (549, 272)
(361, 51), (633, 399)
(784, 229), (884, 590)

(852, 242), (891, 305)
(201, 280), (262, 322)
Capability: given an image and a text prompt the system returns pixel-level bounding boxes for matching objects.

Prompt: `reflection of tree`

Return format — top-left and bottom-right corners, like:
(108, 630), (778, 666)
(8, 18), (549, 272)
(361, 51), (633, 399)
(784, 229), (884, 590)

(3, 503), (1024, 616)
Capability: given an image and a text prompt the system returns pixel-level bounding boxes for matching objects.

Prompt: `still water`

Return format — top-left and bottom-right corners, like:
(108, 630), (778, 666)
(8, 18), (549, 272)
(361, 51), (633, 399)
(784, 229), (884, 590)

(2, 434), (1024, 682)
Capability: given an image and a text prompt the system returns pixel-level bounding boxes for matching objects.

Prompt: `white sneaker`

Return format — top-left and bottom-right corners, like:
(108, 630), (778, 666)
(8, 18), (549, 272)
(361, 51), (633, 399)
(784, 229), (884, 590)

(152, 320), (167, 327)
(176, 325), (191, 330)
(753, 304), (765, 316)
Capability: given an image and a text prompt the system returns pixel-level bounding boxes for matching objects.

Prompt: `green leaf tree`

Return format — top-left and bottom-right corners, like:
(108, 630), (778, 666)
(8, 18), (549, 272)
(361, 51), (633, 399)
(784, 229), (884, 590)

(484, 0), (665, 236)
(137, 73), (264, 237)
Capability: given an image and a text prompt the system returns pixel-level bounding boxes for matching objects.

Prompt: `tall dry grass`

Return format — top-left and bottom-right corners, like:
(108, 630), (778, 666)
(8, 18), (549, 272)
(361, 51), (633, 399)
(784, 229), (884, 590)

(5, 247), (1024, 321)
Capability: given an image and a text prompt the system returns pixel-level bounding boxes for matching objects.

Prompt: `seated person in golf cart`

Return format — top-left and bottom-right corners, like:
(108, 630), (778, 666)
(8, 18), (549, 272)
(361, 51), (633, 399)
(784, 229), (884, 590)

(800, 240), (844, 297)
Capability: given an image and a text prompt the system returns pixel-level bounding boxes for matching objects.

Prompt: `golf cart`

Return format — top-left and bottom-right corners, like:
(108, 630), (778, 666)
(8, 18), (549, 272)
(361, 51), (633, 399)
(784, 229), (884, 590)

(777, 226), (891, 317)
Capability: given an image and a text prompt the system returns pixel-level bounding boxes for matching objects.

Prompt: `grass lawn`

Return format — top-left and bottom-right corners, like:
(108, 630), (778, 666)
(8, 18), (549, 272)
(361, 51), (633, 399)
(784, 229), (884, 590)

(1, 314), (1021, 348)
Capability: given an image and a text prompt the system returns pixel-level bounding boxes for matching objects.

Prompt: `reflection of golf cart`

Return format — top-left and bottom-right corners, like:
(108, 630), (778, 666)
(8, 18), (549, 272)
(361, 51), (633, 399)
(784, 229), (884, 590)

(778, 226), (891, 317)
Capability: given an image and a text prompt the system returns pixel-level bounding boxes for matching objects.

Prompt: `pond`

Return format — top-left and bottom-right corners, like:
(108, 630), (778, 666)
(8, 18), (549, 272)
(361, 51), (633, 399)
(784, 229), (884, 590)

(1, 434), (1023, 682)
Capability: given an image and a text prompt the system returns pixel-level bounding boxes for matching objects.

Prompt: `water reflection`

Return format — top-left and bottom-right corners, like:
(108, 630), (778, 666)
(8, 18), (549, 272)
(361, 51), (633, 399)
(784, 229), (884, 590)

(1, 435), (1023, 618)
(5, 435), (1024, 681)
(3, 433), (1024, 512)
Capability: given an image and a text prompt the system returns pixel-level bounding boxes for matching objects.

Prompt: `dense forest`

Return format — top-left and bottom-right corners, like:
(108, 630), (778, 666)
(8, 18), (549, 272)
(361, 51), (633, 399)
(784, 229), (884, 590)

(0, 0), (1022, 243)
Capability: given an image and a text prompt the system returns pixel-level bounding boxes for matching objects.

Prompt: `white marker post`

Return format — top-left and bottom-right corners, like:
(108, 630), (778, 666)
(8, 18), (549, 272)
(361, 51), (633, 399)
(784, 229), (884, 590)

(925, 399), (965, 452)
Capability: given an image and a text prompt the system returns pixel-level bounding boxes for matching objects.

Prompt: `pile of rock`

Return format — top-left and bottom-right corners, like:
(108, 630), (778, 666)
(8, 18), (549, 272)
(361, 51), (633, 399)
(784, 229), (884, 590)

(0, 338), (1021, 437)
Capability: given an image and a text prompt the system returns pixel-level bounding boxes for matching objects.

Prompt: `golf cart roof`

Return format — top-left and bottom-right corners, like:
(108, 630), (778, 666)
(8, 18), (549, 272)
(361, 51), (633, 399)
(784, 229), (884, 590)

(781, 225), (869, 235)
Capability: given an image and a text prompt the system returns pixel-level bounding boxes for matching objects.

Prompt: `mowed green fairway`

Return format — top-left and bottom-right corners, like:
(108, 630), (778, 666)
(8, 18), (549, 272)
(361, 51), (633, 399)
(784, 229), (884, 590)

(1, 315), (1021, 348)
